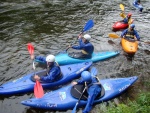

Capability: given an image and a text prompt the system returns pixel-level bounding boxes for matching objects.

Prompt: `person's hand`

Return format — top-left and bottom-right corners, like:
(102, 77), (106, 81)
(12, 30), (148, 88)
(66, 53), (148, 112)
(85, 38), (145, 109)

(134, 39), (137, 41)
(68, 44), (72, 48)
(31, 54), (35, 60)
(72, 81), (77, 85)
(78, 34), (83, 39)
(34, 75), (40, 81)
(134, 36), (138, 41)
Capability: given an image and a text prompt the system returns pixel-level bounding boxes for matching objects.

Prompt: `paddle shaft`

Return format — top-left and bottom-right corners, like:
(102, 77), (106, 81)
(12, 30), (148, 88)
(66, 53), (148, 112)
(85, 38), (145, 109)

(109, 33), (150, 44)
(27, 43), (44, 98)
(72, 86), (87, 113)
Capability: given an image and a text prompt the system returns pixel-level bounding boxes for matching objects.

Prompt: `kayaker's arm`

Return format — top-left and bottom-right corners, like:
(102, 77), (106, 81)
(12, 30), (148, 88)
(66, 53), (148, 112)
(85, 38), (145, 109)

(134, 30), (140, 41)
(40, 67), (60, 82)
(72, 79), (84, 86)
(121, 29), (128, 38)
(72, 38), (85, 50)
(35, 56), (47, 63)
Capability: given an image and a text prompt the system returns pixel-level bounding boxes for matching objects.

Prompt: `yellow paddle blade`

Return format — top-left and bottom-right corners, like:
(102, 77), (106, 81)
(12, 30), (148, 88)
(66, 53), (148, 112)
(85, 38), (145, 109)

(128, 18), (134, 25)
(120, 4), (124, 11)
(108, 33), (120, 38)
(120, 12), (126, 18)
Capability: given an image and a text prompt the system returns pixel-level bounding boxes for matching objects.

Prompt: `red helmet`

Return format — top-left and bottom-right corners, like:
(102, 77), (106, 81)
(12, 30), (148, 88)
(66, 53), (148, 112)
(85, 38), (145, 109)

(127, 13), (132, 17)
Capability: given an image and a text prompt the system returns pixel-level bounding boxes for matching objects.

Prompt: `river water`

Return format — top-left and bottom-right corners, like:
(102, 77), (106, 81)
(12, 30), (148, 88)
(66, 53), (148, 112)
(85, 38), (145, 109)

(0, 0), (150, 113)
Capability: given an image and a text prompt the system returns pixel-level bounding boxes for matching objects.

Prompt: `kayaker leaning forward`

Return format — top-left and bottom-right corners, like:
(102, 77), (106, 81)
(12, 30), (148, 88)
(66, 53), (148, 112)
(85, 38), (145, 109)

(72, 71), (101, 113)
(31, 54), (62, 82)
(121, 24), (140, 41)
(121, 13), (132, 24)
(68, 34), (94, 59)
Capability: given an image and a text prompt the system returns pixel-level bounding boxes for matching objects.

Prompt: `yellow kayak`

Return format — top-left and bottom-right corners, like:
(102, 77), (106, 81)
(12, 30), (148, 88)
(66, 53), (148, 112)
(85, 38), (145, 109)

(121, 38), (138, 54)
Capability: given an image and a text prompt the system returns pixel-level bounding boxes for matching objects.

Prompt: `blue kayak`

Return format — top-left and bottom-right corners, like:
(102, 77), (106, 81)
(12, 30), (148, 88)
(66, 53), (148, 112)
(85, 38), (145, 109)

(0, 62), (92, 95)
(21, 76), (138, 110)
(36, 51), (120, 65)
(133, 2), (143, 12)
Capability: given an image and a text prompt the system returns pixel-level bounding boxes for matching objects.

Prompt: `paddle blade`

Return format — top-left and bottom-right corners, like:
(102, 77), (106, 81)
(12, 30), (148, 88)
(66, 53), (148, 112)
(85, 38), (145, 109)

(27, 43), (34, 55)
(34, 80), (44, 98)
(90, 67), (98, 77)
(120, 12), (126, 18)
(120, 4), (124, 11)
(128, 19), (134, 25)
(108, 33), (120, 38)
(82, 19), (94, 33)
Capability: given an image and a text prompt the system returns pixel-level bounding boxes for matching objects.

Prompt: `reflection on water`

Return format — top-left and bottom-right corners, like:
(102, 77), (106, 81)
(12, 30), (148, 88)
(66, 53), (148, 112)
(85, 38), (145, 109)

(0, 0), (150, 113)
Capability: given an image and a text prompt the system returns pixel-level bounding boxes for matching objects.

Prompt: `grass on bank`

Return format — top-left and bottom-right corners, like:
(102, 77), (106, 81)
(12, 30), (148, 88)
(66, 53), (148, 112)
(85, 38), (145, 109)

(95, 92), (150, 113)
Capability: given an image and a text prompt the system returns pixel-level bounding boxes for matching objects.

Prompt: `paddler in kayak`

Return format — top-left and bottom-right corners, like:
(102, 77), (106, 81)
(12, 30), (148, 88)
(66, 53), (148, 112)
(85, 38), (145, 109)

(120, 13), (132, 24)
(68, 34), (94, 59)
(133, 0), (143, 12)
(121, 24), (140, 41)
(31, 54), (62, 82)
(72, 70), (101, 113)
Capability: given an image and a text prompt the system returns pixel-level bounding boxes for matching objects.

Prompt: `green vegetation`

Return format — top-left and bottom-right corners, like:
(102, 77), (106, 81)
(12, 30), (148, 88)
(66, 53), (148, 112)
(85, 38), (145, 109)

(94, 92), (150, 113)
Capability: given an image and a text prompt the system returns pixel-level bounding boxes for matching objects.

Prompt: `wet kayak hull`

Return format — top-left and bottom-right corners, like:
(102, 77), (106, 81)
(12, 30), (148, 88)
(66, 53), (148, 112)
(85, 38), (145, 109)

(112, 21), (128, 31)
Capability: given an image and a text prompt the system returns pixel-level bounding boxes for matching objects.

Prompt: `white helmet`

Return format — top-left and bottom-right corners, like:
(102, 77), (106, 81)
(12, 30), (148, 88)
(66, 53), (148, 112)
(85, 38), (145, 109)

(83, 34), (91, 41)
(46, 55), (55, 62)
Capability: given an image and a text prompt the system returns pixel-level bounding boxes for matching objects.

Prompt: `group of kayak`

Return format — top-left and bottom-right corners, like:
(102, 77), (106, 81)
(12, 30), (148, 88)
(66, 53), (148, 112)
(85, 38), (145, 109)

(0, 39), (138, 113)
(0, 2), (142, 113)
(111, 1), (144, 55)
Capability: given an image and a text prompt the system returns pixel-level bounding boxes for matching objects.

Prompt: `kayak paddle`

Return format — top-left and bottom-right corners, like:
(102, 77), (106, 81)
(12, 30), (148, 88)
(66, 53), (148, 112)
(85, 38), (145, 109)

(120, 4), (124, 11)
(81, 19), (94, 34)
(27, 43), (44, 98)
(72, 67), (98, 113)
(72, 82), (87, 113)
(32, 61), (44, 98)
(108, 33), (120, 38)
(119, 4), (133, 25)
(66, 19), (94, 52)
(108, 34), (150, 44)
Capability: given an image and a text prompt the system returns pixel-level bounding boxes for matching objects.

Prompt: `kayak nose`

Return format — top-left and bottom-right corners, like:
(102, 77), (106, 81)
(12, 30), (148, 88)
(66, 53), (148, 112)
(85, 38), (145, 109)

(21, 100), (33, 106)
(129, 76), (138, 83)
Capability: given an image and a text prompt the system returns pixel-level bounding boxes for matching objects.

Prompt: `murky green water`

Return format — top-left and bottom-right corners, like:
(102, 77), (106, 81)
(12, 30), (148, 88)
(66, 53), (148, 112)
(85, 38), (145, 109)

(0, 0), (150, 113)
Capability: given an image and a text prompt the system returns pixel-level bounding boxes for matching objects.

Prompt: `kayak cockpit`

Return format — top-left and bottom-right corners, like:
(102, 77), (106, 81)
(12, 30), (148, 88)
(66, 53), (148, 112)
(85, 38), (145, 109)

(71, 84), (105, 100)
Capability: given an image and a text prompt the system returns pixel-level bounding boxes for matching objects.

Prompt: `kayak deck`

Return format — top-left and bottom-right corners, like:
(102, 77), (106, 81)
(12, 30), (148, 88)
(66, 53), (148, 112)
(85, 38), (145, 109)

(121, 38), (138, 54)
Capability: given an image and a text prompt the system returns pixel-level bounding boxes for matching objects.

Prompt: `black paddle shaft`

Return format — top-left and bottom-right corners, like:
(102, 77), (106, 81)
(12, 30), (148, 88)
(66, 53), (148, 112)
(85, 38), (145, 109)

(76, 86), (86, 106)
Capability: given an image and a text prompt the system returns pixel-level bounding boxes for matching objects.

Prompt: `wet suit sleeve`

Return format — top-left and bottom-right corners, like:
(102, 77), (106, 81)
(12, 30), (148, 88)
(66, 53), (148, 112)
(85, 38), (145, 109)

(35, 56), (46, 63)
(77, 79), (84, 84)
(134, 0), (139, 5)
(40, 67), (60, 82)
(122, 16), (129, 24)
(72, 39), (85, 50)
(121, 29), (128, 38)
(134, 30), (140, 41)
